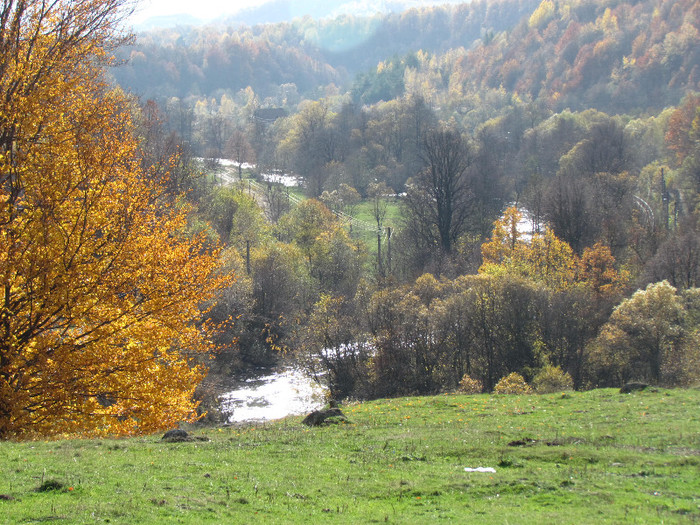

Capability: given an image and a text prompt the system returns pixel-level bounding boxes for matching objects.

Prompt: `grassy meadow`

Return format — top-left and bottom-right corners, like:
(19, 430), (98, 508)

(1, 388), (698, 524)
(347, 198), (402, 257)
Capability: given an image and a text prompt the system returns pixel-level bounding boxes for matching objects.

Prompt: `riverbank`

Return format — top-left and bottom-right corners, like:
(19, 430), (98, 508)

(1, 388), (698, 523)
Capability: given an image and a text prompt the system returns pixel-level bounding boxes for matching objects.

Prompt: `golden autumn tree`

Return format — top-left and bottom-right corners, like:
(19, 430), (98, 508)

(480, 207), (626, 294)
(0, 0), (231, 438)
(480, 206), (577, 288)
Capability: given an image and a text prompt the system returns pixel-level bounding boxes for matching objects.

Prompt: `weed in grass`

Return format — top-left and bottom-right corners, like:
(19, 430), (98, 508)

(35, 479), (65, 492)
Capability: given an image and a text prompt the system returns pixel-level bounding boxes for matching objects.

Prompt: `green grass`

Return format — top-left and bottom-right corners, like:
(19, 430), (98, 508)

(350, 198), (402, 229)
(347, 198), (402, 255)
(3, 388), (698, 524)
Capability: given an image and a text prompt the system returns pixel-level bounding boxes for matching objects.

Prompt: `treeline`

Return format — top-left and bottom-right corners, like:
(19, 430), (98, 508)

(173, 95), (700, 399)
(297, 259), (700, 399)
(236, 95), (699, 280)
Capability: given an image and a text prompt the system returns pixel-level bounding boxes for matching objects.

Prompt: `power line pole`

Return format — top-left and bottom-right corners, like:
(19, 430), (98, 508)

(661, 168), (669, 231)
(377, 229), (383, 278)
(386, 226), (392, 277)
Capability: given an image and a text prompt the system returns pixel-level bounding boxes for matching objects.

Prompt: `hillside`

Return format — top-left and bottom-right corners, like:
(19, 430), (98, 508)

(453, 0), (700, 114)
(114, 0), (700, 117)
(113, 0), (542, 100)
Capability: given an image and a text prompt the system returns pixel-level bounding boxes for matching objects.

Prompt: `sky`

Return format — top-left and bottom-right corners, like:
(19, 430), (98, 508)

(129, 0), (268, 25)
(128, 0), (457, 26)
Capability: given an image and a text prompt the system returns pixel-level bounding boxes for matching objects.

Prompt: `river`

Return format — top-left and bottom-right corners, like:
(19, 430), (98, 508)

(219, 367), (327, 423)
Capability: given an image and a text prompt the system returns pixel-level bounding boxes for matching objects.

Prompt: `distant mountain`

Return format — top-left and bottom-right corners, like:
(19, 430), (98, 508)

(116, 0), (700, 119)
(220, 0), (358, 26)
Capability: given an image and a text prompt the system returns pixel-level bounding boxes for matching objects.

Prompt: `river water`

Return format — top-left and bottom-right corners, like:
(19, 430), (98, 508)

(219, 367), (327, 423)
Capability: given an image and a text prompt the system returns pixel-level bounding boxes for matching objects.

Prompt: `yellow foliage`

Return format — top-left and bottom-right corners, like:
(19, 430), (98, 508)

(597, 8), (619, 33)
(529, 0), (556, 30)
(480, 208), (627, 294)
(532, 365), (573, 393)
(493, 373), (532, 395)
(0, 0), (231, 438)
(480, 207), (576, 289)
(457, 374), (483, 394)
(480, 206), (524, 263)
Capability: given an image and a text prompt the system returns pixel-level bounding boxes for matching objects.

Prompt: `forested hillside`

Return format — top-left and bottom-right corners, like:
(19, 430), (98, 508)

(116, 0), (698, 113)
(453, 0), (700, 114)
(113, 0), (540, 100)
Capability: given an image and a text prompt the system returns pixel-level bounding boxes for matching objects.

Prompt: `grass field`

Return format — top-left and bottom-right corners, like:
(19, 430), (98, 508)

(346, 198), (402, 257)
(2, 388), (698, 524)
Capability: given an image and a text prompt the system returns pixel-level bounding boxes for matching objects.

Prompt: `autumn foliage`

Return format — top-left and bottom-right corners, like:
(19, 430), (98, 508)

(480, 207), (627, 295)
(0, 0), (230, 438)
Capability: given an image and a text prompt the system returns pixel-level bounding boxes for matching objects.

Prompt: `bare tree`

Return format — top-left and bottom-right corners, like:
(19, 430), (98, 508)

(226, 128), (255, 180)
(402, 126), (473, 256)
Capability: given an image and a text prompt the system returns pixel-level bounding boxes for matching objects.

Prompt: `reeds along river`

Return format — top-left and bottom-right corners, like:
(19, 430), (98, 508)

(219, 367), (327, 423)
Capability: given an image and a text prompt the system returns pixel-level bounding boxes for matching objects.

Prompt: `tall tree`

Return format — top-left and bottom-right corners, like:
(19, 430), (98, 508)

(226, 128), (255, 180)
(402, 126), (473, 257)
(0, 0), (229, 438)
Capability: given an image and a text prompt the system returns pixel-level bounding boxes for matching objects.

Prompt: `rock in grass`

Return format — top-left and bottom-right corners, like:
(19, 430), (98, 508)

(161, 429), (210, 442)
(162, 429), (190, 442)
(302, 408), (348, 427)
(620, 382), (649, 393)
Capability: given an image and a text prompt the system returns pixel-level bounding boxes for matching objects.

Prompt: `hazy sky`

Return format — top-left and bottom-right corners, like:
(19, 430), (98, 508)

(130, 0), (268, 24)
(129, 0), (456, 25)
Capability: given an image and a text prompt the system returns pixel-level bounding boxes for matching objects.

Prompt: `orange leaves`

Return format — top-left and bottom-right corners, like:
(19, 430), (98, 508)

(0, 0), (232, 438)
(665, 94), (700, 166)
(578, 243), (628, 297)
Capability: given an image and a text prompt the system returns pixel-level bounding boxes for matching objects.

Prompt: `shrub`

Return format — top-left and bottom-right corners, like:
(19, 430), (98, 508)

(457, 374), (483, 394)
(532, 365), (574, 393)
(494, 372), (532, 394)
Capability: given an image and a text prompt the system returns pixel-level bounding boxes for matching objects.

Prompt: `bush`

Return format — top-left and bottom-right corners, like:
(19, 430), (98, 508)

(532, 365), (574, 393)
(494, 373), (532, 394)
(457, 374), (483, 394)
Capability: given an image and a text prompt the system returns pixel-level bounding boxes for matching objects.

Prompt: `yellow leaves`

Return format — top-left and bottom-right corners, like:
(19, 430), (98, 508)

(528, 0), (556, 30)
(0, 0), (232, 439)
(480, 209), (626, 295)
(526, 227), (577, 289)
(480, 206), (524, 263)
